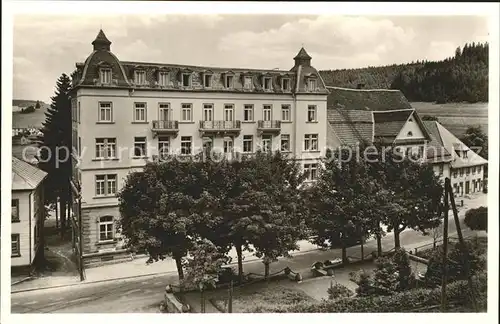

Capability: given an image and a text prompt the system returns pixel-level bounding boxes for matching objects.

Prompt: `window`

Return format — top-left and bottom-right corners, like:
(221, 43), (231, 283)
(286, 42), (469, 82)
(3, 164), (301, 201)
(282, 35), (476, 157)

(224, 138), (234, 153)
(181, 104), (192, 121)
(244, 76), (253, 89)
(282, 78), (290, 91)
(307, 105), (317, 122)
(472, 166), (476, 174)
(243, 135), (253, 153)
(262, 135), (272, 152)
(95, 138), (116, 159)
(78, 137), (82, 156)
(224, 104), (234, 122)
(99, 216), (114, 242)
(304, 134), (318, 151)
(78, 102), (81, 123)
(182, 73), (192, 87)
(134, 103), (147, 122)
(181, 136), (192, 155)
(281, 134), (290, 152)
(244, 105), (254, 121)
(460, 168), (464, 176)
(281, 105), (291, 122)
(408, 117), (414, 122)
(134, 137), (147, 157)
(134, 70), (146, 85)
(95, 174), (117, 196)
(204, 74), (212, 88)
(158, 136), (170, 158)
(304, 163), (318, 181)
(453, 170), (458, 178)
(406, 147), (413, 157)
(225, 75), (234, 88)
(98, 102), (112, 122)
(203, 104), (214, 122)
(308, 79), (317, 91)
(158, 72), (169, 86)
(159, 103), (171, 121)
(407, 131), (413, 137)
(100, 68), (112, 84)
(12, 199), (19, 222)
(263, 77), (272, 90)
(263, 105), (272, 121)
(439, 165), (444, 175)
(463, 150), (468, 158)
(466, 167), (470, 175)
(11, 234), (20, 257)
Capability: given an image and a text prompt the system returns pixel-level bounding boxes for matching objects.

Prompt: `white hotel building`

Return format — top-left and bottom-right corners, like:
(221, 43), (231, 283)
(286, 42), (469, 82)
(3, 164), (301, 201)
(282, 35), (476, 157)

(70, 30), (329, 265)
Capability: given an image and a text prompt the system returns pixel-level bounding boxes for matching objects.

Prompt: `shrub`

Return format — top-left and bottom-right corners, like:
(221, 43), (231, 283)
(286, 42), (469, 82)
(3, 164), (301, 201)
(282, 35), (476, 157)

(371, 257), (398, 295)
(251, 274), (487, 313)
(392, 248), (415, 291)
(354, 270), (375, 297)
(21, 105), (36, 114)
(464, 206), (487, 232)
(327, 281), (353, 300)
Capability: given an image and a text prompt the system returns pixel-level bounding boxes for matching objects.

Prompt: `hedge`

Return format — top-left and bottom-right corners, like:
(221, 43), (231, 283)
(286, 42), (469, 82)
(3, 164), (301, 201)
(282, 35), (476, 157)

(251, 273), (487, 313)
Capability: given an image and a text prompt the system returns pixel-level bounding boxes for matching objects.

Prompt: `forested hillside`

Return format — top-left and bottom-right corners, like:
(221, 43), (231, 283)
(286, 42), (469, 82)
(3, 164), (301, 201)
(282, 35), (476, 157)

(320, 42), (488, 103)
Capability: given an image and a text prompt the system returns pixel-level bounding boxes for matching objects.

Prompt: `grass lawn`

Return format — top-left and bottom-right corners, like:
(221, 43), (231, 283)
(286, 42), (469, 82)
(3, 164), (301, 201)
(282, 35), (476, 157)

(211, 283), (316, 313)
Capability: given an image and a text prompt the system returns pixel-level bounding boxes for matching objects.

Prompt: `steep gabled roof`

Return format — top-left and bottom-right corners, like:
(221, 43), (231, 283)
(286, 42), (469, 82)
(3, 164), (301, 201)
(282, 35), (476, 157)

(327, 109), (373, 146)
(12, 156), (47, 190)
(422, 121), (453, 163)
(373, 109), (414, 143)
(327, 86), (412, 111)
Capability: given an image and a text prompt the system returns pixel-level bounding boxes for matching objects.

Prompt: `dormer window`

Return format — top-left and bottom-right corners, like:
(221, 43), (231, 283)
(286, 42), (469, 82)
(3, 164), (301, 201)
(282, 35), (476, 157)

(307, 78), (317, 91)
(158, 71), (169, 86)
(204, 74), (213, 88)
(225, 75), (234, 88)
(281, 78), (290, 91)
(134, 70), (146, 85)
(100, 68), (112, 84)
(263, 77), (272, 90)
(244, 76), (253, 89)
(182, 73), (192, 87)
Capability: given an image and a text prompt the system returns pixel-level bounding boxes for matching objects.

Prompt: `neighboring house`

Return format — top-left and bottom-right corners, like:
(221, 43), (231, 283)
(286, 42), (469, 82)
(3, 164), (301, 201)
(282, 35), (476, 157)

(423, 121), (487, 196)
(69, 29), (329, 266)
(325, 86), (451, 181)
(11, 156), (47, 269)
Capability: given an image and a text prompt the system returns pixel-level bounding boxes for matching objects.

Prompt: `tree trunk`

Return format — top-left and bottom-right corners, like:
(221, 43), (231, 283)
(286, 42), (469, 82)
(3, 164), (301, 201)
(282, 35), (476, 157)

(376, 233), (383, 257)
(200, 288), (205, 313)
(60, 198), (67, 238)
(174, 255), (184, 280)
(55, 202), (59, 228)
(360, 237), (364, 261)
(341, 246), (348, 264)
(394, 227), (401, 249)
(264, 261), (270, 280)
(235, 244), (244, 283)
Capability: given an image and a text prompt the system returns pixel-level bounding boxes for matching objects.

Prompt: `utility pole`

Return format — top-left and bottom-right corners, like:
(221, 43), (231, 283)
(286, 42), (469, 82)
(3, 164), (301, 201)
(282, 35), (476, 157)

(446, 178), (478, 311)
(440, 181), (450, 312)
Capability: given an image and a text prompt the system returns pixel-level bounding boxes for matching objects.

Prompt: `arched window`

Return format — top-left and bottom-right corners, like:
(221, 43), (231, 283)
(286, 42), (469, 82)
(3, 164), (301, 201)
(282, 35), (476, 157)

(98, 215), (114, 242)
(407, 131), (413, 137)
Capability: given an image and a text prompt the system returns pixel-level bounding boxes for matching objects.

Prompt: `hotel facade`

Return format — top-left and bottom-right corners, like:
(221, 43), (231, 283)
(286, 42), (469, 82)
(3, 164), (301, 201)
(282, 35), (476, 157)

(70, 30), (329, 265)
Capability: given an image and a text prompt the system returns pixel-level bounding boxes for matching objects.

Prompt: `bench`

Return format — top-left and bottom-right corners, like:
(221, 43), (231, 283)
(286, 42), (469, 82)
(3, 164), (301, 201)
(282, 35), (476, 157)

(313, 268), (328, 276)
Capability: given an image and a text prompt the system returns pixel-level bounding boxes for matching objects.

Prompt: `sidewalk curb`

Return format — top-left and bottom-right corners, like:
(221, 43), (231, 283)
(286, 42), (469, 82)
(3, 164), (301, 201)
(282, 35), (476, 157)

(11, 247), (322, 294)
(11, 276), (34, 286)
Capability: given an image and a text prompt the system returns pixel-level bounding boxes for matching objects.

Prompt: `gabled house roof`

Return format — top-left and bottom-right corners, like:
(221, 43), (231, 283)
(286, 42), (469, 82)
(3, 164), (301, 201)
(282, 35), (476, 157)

(326, 86), (412, 111)
(424, 121), (488, 168)
(373, 109), (414, 144)
(12, 156), (47, 191)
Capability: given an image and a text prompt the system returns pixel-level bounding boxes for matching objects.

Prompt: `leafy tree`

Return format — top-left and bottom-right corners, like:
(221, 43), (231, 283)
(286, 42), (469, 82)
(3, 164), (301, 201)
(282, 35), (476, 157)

(373, 147), (443, 248)
(117, 159), (202, 279)
(308, 147), (382, 263)
(183, 239), (229, 313)
(461, 126), (488, 159)
(464, 206), (487, 232)
(392, 247), (415, 291)
(38, 73), (72, 236)
(243, 151), (308, 278)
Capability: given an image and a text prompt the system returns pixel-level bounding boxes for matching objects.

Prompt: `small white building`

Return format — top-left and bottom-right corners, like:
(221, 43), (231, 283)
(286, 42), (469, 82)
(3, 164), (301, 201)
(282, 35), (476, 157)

(11, 156), (47, 268)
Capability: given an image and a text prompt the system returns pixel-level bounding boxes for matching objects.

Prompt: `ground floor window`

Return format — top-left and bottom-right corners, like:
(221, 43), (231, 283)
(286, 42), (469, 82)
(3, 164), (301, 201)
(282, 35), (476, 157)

(304, 163), (318, 181)
(12, 234), (20, 257)
(98, 215), (114, 242)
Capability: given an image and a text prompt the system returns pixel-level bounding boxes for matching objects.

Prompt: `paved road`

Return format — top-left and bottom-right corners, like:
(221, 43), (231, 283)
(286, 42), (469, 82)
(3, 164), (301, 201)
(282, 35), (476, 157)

(11, 194), (486, 313)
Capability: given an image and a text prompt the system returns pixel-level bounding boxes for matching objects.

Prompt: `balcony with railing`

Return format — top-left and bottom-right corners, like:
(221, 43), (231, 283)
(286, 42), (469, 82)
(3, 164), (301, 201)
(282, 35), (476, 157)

(257, 120), (281, 134)
(151, 120), (179, 137)
(199, 120), (241, 136)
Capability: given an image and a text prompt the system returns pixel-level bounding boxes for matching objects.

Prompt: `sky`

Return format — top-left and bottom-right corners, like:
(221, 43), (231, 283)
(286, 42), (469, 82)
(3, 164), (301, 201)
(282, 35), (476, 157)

(13, 14), (489, 102)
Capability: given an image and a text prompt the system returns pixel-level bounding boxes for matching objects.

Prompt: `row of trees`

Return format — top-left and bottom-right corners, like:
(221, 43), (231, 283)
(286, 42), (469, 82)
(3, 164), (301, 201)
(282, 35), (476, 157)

(320, 42), (489, 103)
(118, 146), (444, 283)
